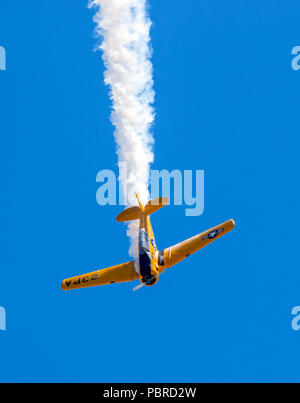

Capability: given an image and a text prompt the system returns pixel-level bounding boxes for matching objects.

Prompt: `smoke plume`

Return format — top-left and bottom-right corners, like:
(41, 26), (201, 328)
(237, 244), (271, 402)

(89, 0), (155, 260)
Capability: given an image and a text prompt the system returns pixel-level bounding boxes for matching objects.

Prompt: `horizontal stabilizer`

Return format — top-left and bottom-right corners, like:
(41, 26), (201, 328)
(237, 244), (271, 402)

(144, 197), (170, 216)
(116, 196), (170, 222)
(116, 206), (141, 222)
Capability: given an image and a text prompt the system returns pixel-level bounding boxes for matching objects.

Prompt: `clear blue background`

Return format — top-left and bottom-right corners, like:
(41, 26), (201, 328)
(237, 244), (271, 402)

(0, 0), (299, 382)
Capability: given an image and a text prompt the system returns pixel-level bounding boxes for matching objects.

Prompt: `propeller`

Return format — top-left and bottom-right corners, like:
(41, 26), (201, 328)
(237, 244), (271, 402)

(132, 270), (165, 291)
(133, 282), (145, 292)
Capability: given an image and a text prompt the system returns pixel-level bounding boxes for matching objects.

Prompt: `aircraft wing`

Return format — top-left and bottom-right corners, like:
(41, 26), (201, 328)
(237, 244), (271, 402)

(61, 261), (138, 291)
(158, 219), (235, 271)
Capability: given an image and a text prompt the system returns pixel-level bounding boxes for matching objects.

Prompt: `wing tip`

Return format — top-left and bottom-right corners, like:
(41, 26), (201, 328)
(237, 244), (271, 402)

(61, 280), (67, 291)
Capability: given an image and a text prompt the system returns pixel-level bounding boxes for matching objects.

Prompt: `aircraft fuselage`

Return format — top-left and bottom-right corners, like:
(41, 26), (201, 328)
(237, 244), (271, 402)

(138, 213), (159, 286)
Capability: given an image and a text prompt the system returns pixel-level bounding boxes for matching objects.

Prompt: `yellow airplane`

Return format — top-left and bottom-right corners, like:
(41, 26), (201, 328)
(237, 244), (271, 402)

(61, 194), (235, 291)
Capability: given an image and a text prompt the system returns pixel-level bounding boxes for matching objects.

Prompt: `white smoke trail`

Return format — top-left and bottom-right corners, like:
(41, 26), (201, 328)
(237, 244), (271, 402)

(89, 0), (155, 260)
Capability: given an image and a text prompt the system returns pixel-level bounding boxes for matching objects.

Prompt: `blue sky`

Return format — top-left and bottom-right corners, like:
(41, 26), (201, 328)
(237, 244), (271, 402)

(0, 0), (300, 382)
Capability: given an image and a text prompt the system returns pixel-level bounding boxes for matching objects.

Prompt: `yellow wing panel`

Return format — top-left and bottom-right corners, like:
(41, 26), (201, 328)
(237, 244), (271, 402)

(61, 261), (138, 291)
(159, 219), (235, 271)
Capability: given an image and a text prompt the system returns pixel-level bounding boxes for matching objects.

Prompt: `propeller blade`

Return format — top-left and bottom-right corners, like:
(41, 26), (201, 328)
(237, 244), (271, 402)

(133, 283), (145, 291)
(132, 270), (166, 291)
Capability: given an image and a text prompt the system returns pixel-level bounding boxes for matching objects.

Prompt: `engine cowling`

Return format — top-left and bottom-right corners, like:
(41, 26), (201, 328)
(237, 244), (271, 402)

(141, 274), (159, 286)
